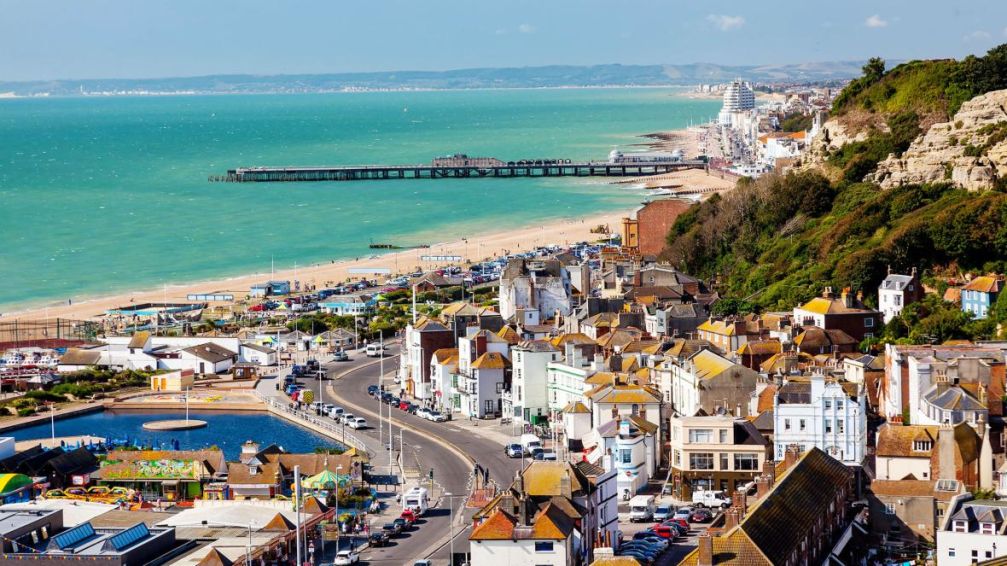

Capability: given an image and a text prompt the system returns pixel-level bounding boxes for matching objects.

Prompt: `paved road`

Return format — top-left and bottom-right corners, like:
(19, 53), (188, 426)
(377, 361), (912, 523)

(320, 346), (500, 565)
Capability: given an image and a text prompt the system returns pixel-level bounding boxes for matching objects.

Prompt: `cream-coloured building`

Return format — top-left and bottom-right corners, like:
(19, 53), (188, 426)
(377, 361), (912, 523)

(668, 415), (770, 498)
(150, 369), (195, 392)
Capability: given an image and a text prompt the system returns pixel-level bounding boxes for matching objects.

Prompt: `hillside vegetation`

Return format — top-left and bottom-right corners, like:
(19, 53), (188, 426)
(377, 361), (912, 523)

(662, 43), (1007, 345)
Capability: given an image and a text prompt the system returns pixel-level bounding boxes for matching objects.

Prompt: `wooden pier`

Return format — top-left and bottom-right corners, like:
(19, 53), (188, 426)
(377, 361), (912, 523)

(209, 159), (707, 183)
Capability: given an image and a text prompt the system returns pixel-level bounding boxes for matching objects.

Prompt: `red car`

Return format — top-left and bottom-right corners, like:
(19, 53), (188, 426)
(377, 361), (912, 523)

(399, 401), (410, 411)
(663, 517), (690, 531)
(691, 508), (714, 523)
(647, 525), (677, 539)
(400, 509), (417, 525)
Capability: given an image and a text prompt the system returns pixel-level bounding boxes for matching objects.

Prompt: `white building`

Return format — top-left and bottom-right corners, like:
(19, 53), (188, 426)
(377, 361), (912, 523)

(429, 348), (459, 413)
(936, 496), (1007, 566)
(239, 343), (277, 366)
(458, 352), (509, 419)
(585, 418), (658, 497)
(772, 374), (867, 465)
(879, 268), (921, 324)
(717, 79), (756, 127)
(510, 340), (560, 424)
(498, 258), (573, 322)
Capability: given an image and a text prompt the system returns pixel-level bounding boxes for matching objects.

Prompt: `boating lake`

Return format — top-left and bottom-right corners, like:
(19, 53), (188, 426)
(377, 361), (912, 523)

(6, 409), (340, 459)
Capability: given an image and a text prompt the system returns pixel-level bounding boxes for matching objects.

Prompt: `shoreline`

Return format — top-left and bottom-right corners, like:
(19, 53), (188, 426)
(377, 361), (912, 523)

(2, 209), (631, 322)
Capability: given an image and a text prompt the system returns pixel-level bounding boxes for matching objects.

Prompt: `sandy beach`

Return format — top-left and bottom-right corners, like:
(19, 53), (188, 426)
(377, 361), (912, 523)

(3, 210), (632, 322)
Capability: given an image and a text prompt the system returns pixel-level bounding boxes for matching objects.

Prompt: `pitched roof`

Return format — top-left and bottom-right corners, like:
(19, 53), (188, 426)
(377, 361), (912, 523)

(880, 273), (916, 291)
(518, 462), (591, 498)
(551, 333), (597, 347)
(689, 349), (740, 379)
(796, 292), (878, 315)
(964, 275), (1003, 293)
(793, 327), (858, 351)
(261, 512), (296, 532)
(737, 340), (782, 357)
(585, 383), (662, 405)
(497, 325), (521, 344)
(128, 331), (150, 349)
(469, 507), (516, 540)
(59, 348), (102, 366)
(870, 480), (937, 497)
(472, 352), (509, 370)
(876, 424), (939, 458)
(530, 502), (576, 539)
(562, 401), (591, 414)
(432, 348), (459, 364)
(182, 343), (236, 363)
(681, 448), (852, 566)
(666, 339), (720, 360)
(196, 548), (234, 566)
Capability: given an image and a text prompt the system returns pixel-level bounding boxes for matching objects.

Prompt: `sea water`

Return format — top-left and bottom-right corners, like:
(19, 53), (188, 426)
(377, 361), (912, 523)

(0, 88), (718, 309)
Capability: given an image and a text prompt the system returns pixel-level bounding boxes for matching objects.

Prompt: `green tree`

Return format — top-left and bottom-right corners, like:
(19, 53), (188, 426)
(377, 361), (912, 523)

(862, 57), (886, 84)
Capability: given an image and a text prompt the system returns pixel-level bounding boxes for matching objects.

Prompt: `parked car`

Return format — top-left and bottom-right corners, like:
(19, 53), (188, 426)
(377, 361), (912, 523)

(505, 443), (523, 458)
(427, 410), (448, 422)
(413, 561), (433, 566)
(647, 524), (678, 540)
(692, 489), (731, 509)
(530, 447), (545, 460)
(691, 508), (714, 523)
(653, 504), (673, 522)
(663, 517), (690, 532)
(333, 550), (359, 565)
(369, 531), (390, 547)
(539, 451), (558, 461)
(333, 350), (349, 362)
(348, 417), (367, 429)
(367, 385), (379, 396)
(382, 522), (401, 536)
(339, 413), (356, 424)
(398, 401), (410, 411)
(415, 408), (432, 419)
(392, 517), (410, 532)
(400, 509), (417, 525)
(672, 507), (693, 521)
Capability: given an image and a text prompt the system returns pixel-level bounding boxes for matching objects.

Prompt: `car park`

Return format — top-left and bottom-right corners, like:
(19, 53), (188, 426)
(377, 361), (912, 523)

(664, 517), (690, 532)
(616, 549), (654, 564)
(505, 443), (523, 458)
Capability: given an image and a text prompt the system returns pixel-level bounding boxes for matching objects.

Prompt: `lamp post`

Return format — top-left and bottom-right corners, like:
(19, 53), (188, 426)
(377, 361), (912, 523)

(442, 493), (466, 566)
(335, 465), (343, 551)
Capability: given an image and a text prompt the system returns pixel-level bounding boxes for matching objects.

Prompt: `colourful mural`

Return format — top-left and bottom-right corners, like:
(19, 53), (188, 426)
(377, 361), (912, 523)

(100, 458), (200, 480)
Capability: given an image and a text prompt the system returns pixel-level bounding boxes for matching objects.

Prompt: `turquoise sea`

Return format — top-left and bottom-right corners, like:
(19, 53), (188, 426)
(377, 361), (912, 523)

(0, 88), (719, 310)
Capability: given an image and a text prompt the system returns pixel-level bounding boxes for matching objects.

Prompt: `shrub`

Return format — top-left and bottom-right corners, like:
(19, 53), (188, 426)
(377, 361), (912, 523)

(17, 408), (35, 417)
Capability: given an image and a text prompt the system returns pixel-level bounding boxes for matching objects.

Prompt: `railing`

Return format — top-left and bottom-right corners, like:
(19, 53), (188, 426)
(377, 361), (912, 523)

(255, 391), (370, 455)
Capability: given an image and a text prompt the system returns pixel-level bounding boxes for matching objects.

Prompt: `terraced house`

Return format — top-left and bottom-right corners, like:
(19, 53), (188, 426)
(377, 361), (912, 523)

(656, 348), (759, 418)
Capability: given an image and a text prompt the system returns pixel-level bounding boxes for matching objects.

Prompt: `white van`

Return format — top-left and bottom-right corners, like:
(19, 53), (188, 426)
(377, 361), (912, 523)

(365, 343), (384, 358)
(519, 433), (542, 455)
(692, 489), (731, 509)
(403, 486), (429, 516)
(628, 495), (655, 522)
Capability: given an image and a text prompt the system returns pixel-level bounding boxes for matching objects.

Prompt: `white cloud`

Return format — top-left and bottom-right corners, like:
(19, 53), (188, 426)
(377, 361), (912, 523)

(518, 23), (535, 34)
(495, 28), (508, 36)
(964, 30), (992, 42)
(706, 14), (745, 32)
(865, 14), (888, 28)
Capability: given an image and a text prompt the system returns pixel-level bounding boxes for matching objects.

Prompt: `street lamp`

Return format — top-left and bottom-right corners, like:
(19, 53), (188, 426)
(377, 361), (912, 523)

(441, 493), (467, 566)
(335, 465), (343, 551)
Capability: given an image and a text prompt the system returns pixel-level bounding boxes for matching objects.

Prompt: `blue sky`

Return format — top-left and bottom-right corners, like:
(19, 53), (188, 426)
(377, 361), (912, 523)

(2, 0), (1006, 81)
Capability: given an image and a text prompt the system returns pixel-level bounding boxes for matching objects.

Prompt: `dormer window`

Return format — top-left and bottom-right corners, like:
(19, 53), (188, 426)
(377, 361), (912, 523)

(953, 520), (968, 533)
(981, 522), (996, 535)
(913, 440), (933, 452)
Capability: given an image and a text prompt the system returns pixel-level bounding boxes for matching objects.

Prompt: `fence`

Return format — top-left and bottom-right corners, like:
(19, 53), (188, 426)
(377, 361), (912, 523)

(0, 318), (101, 346)
(255, 391), (370, 454)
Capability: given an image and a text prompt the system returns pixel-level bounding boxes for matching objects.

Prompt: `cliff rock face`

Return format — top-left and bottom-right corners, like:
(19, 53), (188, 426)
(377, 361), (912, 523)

(870, 89), (1007, 191)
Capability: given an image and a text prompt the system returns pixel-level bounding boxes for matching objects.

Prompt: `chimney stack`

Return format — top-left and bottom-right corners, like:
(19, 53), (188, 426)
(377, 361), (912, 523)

(697, 531), (714, 566)
(560, 473), (572, 499)
(784, 443), (801, 471)
(723, 507), (739, 531)
(733, 489), (748, 518)
(755, 474), (771, 499)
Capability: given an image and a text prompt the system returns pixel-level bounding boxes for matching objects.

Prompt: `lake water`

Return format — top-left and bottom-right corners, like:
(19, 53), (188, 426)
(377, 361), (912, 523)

(7, 409), (339, 459)
(0, 88), (719, 310)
